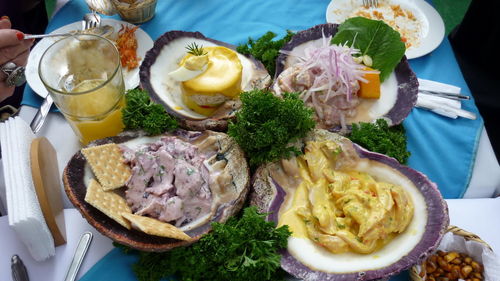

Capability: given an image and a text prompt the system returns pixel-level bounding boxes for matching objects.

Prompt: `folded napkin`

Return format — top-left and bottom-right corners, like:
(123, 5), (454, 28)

(416, 78), (476, 120)
(0, 117), (55, 261)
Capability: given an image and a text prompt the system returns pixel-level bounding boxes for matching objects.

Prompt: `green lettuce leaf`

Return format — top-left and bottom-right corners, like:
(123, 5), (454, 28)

(331, 17), (406, 82)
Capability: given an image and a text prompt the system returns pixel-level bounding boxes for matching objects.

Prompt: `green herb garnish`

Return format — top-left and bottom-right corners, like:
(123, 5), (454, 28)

(237, 31), (294, 75)
(122, 89), (178, 135)
(186, 42), (207, 56)
(348, 119), (411, 164)
(331, 17), (406, 82)
(228, 89), (315, 168)
(116, 207), (291, 281)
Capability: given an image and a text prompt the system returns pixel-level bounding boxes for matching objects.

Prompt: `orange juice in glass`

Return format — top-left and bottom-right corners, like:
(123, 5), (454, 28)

(39, 34), (125, 145)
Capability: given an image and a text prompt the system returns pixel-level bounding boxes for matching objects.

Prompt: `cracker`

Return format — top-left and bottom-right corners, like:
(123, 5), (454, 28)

(85, 179), (131, 229)
(122, 213), (191, 241)
(82, 143), (131, 191)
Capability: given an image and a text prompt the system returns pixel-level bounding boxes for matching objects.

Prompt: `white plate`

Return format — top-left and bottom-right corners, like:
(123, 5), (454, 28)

(26, 18), (154, 97)
(326, 0), (445, 59)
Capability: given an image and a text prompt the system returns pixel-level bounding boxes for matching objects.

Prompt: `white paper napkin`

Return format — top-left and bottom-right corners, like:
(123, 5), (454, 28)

(0, 117), (55, 261)
(416, 78), (477, 120)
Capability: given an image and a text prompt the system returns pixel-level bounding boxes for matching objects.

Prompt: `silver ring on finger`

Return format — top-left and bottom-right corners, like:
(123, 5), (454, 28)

(1, 62), (26, 87)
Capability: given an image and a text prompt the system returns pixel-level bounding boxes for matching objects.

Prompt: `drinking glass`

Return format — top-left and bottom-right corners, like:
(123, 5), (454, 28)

(39, 34), (125, 145)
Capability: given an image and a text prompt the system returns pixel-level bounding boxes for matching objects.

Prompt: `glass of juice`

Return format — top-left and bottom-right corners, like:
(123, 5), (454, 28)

(39, 34), (125, 145)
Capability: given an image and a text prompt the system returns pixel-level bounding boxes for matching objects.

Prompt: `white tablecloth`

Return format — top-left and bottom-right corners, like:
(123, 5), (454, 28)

(1, 198), (499, 280)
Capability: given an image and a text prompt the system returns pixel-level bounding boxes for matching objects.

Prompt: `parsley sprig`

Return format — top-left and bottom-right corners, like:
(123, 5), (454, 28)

(116, 207), (291, 281)
(237, 31), (294, 75)
(186, 42), (207, 56)
(228, 90), (315, 168)
(122, 89), (178, 135)
(348, 119), (411, 164)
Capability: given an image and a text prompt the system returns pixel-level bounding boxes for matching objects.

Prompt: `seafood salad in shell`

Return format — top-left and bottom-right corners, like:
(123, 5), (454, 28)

(63, 130), (250, 251)
(140, 31), (270, 132)
(251, 130), (449, 280)
(274, 24), (418, 132)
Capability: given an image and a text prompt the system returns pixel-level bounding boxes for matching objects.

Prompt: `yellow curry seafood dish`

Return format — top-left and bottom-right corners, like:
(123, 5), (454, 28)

(168, 43), (244, 117)
(278, 140), (414, 255)
(140, 31), (270, 131)
(251, 129), (449, 280)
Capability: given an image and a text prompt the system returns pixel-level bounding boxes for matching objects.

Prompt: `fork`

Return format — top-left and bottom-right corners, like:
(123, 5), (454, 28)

(82, 11), (101, 30)
(23, 12), (102, 40)
(363, 0), (378, 8)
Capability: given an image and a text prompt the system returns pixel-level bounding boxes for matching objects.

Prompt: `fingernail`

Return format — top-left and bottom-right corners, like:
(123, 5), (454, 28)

(1, 16), (9, 20)
(16, 31), (24, 40)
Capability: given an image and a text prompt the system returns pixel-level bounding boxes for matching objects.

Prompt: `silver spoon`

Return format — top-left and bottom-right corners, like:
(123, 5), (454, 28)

(63, 232), (93, 281)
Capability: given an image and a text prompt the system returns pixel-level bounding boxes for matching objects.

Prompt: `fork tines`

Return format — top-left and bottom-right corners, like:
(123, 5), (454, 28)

(363, 0), (379, 8)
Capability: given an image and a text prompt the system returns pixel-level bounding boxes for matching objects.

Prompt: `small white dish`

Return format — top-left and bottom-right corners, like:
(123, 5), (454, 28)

(326, 0), (445, 59)
(26, 18), (154, 97)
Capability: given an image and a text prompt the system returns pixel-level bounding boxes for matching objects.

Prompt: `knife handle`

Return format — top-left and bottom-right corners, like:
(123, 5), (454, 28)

(11, 255), (29, 281)
(64, 232), (93, 281)
(30, 94), (54, 134)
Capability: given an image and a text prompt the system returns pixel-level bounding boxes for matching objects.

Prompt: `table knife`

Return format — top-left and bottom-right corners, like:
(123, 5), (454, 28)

(11, 255), (29, 281)
(29, 94), (53, 134)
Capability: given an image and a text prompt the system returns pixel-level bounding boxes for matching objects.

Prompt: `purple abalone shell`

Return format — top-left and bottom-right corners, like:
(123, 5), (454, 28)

(250, 136), (449, 280)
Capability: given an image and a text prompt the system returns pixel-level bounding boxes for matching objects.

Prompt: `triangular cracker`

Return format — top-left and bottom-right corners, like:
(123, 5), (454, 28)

(122, 213), (191, 241)
(82, 143), (131, 190)
(85, 179), (131, 229)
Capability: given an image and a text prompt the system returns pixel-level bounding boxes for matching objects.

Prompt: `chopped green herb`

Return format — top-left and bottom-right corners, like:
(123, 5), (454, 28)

(186, 42), (207, 56)
(115, 207), (291, 281)
(122, 89), (178, 135)
(227, 89), (316, 168)
(186, 168), (195, 176)
(348, 119), (411, 164)
(237, 31), (294, 75)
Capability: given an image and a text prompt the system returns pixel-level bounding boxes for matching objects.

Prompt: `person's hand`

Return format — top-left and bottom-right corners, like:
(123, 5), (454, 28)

(0, 16), (34, 102)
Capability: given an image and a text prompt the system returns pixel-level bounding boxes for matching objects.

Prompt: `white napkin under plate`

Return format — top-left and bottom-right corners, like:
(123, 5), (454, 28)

(0, 117), (55, 261)
(416, 78), (477, 120)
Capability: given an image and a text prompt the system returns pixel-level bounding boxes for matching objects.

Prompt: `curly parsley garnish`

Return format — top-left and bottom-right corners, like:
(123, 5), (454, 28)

(228, 89), (315, 168)
(122, 89), (178, 135)
(186, 42), (207, 56)
(115, 207), (291, 281)
(348, 119), (411, 164)
(237, 30), (294, 75)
